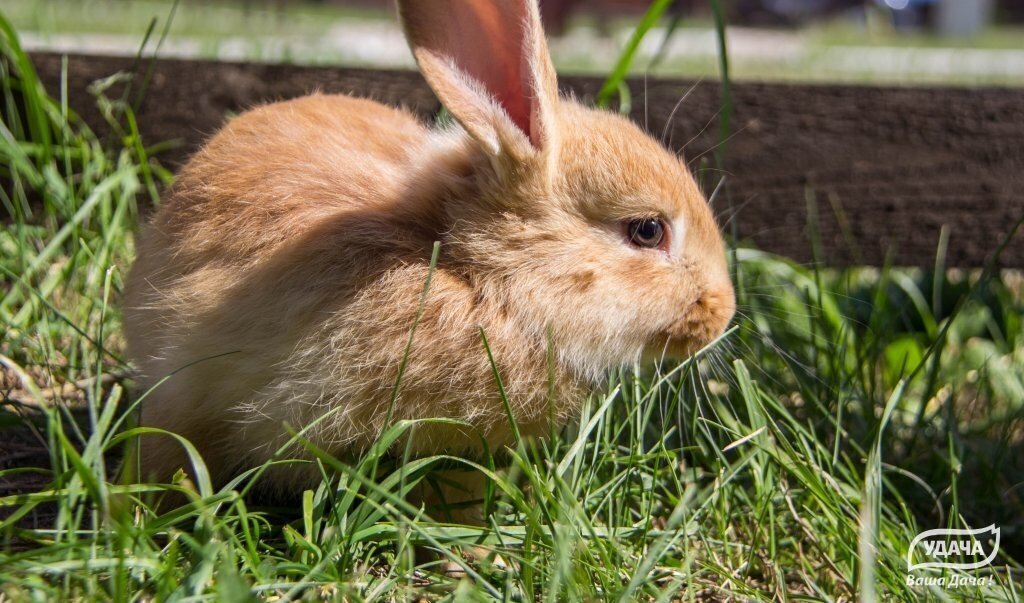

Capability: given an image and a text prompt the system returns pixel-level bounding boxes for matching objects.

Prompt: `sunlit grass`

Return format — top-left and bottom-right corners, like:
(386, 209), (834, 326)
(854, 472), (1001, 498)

(2, 9), (1023, 601)
(5, 0), (1024, 86)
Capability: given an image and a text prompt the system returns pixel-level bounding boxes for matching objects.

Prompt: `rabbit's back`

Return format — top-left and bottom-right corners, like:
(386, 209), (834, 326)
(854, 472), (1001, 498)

(147, 94), (428, 267)
(124, 94), (455, 483)
(127, 94), (433, 360)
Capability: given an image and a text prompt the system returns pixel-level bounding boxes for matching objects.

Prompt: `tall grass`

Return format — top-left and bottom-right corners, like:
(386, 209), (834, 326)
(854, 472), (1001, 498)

(2, 7), (1023, 602)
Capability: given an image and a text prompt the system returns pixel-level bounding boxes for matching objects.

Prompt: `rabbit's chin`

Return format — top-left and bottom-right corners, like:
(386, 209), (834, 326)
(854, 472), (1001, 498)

(642, 336), (713, 364)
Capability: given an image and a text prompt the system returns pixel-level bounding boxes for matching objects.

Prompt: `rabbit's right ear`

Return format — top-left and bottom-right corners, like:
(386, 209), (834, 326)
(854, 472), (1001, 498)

(398, 0), (559, 162)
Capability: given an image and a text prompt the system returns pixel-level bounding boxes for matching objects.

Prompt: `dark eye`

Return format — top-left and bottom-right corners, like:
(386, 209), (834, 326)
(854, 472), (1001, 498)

(627, 218), (666, 249)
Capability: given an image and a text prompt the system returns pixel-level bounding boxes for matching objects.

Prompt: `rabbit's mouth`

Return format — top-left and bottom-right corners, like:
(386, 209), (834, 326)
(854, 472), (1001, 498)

(656, 288), (736, 359)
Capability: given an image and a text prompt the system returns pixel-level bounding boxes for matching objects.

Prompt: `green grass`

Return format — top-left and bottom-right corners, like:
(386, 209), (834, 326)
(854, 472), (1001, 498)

(4, 0), (387, 40)
(2, 9), (1024, 602)
(5, 0), (1024, 86)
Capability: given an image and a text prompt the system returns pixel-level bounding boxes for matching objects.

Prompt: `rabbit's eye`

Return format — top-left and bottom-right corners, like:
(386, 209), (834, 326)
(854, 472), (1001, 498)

(627, 218), (666, 249)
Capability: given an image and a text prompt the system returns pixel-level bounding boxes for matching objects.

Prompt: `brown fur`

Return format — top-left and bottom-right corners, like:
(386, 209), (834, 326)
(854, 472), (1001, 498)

(123, 0), (734, 500)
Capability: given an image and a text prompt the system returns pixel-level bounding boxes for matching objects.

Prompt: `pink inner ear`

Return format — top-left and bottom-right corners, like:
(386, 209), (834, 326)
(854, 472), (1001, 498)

(424, 1), (535, 140)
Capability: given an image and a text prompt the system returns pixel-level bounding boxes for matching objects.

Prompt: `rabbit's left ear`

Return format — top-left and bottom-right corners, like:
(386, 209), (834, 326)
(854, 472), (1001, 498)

(398, 0), (559, 160)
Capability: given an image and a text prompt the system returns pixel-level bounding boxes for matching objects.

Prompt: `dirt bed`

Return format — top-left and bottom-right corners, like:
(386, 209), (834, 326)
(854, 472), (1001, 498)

(30, 52), (1024, 267)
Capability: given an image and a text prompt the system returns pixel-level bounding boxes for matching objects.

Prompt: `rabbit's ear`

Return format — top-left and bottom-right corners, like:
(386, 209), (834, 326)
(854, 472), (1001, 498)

(398, 0), (558, 159)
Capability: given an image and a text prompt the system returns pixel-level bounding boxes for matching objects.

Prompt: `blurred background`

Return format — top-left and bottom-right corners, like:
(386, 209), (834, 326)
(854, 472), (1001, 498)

(7, 0), (1024, 86)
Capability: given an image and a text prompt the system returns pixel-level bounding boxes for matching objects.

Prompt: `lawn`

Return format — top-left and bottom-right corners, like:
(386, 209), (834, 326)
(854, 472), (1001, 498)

(1, 7), (1023, 602)
(6, 0), (1024, 85)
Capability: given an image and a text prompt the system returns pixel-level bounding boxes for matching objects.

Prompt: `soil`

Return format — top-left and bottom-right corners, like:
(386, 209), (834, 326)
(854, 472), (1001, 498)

(27, 52), (1024, 267)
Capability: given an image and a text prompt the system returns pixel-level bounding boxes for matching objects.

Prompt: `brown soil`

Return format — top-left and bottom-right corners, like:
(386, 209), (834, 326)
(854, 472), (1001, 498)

(28, 52), (1024, 267)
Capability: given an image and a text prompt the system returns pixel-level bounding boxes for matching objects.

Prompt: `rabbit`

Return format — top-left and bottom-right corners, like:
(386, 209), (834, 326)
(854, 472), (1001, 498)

(123, 0), (735, 507)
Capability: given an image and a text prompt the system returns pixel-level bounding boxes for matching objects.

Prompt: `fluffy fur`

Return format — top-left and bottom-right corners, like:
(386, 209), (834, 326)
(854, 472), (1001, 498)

(124, 0), (735, 494)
